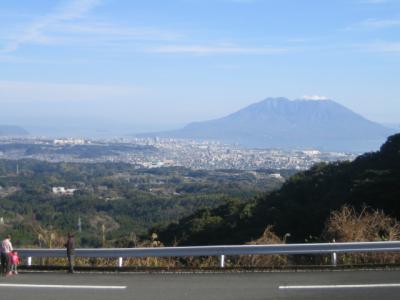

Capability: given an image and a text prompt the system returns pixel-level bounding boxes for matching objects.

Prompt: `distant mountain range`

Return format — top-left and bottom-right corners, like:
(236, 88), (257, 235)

(139, 97), (395, 152)
(0, 125), (29, 136)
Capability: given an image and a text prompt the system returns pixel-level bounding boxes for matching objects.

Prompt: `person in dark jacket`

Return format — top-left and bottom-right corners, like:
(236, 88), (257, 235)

(64, 233), (75, 273)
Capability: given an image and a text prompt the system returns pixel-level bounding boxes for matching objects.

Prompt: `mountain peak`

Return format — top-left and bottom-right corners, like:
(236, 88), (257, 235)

(0, 125), (29, 136)
(140, 97), (394, 152)
(259, 96), (331, 103)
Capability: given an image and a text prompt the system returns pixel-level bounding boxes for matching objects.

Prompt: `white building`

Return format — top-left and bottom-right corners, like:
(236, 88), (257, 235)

(53, 138), (86, 145)
(52, 187), (77, 196)
(269, 173), (284, 180)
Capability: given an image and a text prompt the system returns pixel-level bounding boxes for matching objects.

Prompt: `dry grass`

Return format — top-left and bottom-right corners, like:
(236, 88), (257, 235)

(25, 227), (289, 269)
(27, 231), (181, 268)
(323, 205), (400, 265)
(236, 225), (288, 267)
(26, 207), (400, 269)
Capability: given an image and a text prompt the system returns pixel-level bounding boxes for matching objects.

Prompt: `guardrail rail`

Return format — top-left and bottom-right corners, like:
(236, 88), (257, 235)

(15, 241), (400, 268)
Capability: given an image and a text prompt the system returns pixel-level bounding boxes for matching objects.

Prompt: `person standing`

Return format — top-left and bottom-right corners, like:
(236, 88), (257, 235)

(1, 235), (13, 276)
(64, 233), (75, 273)
(10, 250), (20, 275)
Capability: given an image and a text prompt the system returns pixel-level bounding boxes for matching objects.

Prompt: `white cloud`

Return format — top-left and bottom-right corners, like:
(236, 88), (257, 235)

(0, 0), (102, 53)
(0, 1), (182, 54)
(0, 54), (19, 62)
(224, 0), (258, 2)
(149, 44), (288, 55)
(362, 41), (400, 53)
(0, 81), (145, 102)
(58, 22), (180, 40)
(347, 18), (400, 30)
(359, 0), (390, 4)
(301, 95), (330, 101)
(215, 64), (241, 70)
(362, 19), (400, 29)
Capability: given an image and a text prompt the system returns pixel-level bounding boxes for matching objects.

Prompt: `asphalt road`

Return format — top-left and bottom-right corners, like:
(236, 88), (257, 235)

(1, 270), (400, 300)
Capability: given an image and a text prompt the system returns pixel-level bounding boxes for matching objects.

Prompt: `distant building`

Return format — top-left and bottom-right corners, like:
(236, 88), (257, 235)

(269, 173), (284, 180)
(52, 187), (77, 196)
(53, 138), (86, 145)
(163, 160), (174, 166)
(142, 161), (165, 168)
(302, 150), (321, 156)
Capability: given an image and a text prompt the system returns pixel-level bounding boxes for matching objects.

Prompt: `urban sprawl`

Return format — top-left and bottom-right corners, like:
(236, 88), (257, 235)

(0, 137), (357, 170)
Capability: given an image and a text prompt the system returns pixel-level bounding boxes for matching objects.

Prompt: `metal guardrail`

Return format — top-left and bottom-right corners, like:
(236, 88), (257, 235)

(16, 241), (400, 268)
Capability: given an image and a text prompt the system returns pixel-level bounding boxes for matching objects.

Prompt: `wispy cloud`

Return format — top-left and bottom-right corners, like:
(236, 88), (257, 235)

(361, 18), (400, 29)
(1, 0), (102, 53)
(215, 64), (241, 70)
(0, 1), (183, 54)
(224, 0), (258, 3)
(347, 18), (400, 30)
(0, 80), (145, 102)
(361, 41), (400, 53)
(52, 22), (182, 42)
(359, 0), (390, 4)
(149, 44), (288, 55)
(0, 54), (18, 62)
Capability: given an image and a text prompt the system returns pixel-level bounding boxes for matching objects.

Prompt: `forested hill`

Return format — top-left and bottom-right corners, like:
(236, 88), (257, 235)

(158, 133), (400, 246)
(0, 160), (288, 246)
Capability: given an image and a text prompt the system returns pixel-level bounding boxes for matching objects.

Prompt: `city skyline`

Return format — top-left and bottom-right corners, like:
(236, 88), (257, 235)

(1, 0), (400, 135)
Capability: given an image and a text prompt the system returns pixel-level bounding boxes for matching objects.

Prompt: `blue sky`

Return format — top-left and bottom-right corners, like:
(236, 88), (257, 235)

(0, 0), (400, 135)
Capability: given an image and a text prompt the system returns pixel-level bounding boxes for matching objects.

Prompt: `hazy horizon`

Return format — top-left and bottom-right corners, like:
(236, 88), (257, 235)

(1, 0), (400, 137)
(1, 96), (400, 138)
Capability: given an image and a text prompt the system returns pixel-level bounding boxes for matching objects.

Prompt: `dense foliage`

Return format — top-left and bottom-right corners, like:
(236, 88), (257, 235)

(158, 133), (400, 245)
(0, 142), (156, 159)
(0, 160), (288, 247)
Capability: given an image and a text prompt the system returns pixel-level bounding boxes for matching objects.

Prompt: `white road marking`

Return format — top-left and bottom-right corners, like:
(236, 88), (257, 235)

(279, 283), (400, 290)
(0, 283), (127, 290)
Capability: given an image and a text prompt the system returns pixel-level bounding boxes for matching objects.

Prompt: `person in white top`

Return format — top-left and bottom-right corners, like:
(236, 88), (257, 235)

(1, 235), (13, 275)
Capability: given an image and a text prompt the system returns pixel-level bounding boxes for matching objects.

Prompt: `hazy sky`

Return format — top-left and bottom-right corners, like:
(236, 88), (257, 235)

(1, 0), (400, 135)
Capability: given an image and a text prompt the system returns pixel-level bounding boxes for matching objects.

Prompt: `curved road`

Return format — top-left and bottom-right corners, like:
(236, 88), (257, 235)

(1, 270), (400, 299)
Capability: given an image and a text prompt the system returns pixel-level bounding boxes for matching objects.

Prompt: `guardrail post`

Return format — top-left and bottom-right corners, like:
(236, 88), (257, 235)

(331, 252), (337, 266)
(331, 239), (337, 267)
(219, 254), (225, 268)
(27, 256), (32, 266)
(118, 257), (123, 268)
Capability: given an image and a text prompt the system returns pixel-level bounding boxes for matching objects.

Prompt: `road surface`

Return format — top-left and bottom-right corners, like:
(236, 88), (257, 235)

(1, 270), (400, 299)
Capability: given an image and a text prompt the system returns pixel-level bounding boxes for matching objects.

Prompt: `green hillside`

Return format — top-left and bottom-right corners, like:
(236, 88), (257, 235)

(0, 160), (287, 247)
(158, 133), (400, 245)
